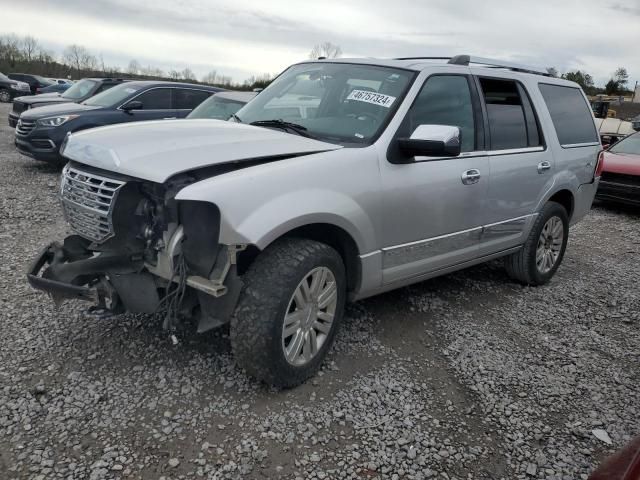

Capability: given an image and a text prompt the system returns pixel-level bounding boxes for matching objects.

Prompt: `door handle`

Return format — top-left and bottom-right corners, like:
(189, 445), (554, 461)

(163, 117), (177, 120)
(537, 161), (551, 174)
(461, 169), (481, 185)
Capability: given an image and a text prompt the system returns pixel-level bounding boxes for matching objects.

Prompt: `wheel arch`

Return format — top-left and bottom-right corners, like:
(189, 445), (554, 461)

(238, 222), (362, 294)
(547, 189), (575, 220)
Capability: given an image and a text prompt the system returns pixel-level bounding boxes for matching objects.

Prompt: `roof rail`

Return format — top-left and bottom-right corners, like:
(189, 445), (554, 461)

(448, 55), (550, 76)
(394, 56), (452, 61)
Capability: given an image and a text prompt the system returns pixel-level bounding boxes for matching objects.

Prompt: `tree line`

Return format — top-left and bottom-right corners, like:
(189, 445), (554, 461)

(546, 66), (632, 96)
(0, 33), (274, 90)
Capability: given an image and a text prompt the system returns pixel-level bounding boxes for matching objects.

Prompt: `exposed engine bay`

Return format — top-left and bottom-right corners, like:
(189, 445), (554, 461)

(27, 161), (246, 333)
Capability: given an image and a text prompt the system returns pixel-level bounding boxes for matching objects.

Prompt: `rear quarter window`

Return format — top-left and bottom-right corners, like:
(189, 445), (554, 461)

(538, 84), (599, 146)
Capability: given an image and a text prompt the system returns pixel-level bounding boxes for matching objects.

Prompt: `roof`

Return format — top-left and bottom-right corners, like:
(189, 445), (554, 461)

(301, 56), (579, 87)
(105, 80), (222, 91)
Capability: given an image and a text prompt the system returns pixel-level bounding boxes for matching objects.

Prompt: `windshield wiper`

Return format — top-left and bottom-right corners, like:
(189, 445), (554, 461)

(230, 113), (243, 123)
(249, 119), (315, 139)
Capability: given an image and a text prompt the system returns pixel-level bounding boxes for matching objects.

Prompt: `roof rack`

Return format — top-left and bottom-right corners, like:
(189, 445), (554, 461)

(448, 55), (550, 76)
(393, 55), (550, 77)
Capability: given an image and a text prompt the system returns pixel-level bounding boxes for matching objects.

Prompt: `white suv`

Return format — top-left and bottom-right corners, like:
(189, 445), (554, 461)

(28, 55), (602, 387)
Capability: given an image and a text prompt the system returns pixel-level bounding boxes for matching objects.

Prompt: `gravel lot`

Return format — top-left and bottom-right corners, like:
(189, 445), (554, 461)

(0, 101), (638, 480)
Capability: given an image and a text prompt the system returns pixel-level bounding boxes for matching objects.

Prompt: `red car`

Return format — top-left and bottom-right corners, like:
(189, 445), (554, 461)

(596, 131), (640, 206)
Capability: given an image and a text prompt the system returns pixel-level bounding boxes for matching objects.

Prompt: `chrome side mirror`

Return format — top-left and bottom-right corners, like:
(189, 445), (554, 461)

(398, 124), (461, 158)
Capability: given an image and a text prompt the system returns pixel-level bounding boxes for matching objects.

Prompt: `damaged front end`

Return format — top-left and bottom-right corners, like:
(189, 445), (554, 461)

(27, 162), (244, 333)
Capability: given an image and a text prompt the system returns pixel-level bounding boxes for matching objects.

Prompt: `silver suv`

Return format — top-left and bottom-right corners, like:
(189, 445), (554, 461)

(28, 55), (602, 387)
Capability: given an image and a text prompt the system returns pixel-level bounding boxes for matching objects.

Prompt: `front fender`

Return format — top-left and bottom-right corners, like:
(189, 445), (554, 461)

(174, 149), (381, 254)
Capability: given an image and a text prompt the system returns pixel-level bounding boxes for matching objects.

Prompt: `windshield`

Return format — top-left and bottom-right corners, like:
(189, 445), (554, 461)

(62, 79), (97, 100)
(609, 132), (640, 155)
(235, 62), (415, 145)
(83, 83), (141, 107)
(0, 72), (9, 82)
(188, 95), (247, 120)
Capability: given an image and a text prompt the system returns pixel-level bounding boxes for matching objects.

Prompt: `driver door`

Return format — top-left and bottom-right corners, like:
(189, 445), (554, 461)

(379, 74), (489, 284)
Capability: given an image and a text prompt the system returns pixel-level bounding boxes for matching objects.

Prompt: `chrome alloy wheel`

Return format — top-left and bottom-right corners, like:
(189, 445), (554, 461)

(536, 216), (564, 274)
(282, 266), (338, 366)
(0, 90), (10, 103)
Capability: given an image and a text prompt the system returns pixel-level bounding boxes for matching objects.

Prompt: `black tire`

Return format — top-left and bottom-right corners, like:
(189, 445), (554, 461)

(230, 237), (346, 388)
(0, 89), (11, 103)
(504, 201), (569, 285)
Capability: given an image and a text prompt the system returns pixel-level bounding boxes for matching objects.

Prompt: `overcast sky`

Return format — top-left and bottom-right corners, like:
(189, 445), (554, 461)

(2, 0), (639, 86)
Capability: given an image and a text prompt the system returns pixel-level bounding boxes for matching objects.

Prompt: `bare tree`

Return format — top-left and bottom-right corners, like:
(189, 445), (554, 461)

(168, 70), (180, 81)
(21, 35), (40, 62)
(62, 44), (97, 73)
(201, 70), (218, 84)
(181, 68), (196, 81)
(127, 59), (140, 75)
(309, 42), (342, 59)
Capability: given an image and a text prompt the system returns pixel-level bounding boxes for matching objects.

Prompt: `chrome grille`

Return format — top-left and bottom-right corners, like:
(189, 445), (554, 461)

(60, 165), (125, 243)
(16, 119), (36, 136)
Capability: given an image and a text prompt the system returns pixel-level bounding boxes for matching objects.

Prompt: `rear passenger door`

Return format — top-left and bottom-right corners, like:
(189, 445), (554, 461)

(172, 88), (212, 118)
(475, 77), (551, 255)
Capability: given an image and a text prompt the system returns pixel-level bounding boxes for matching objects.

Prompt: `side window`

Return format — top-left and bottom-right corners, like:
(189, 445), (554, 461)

(538, 84), (599, 146)
(409, 75), (476, 152)
(173, 89), (211, 109)
(479, 78), (542, 150)
(132, 88), (172, 109)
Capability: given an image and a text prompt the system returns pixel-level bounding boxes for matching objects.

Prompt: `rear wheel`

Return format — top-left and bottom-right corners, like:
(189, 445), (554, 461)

(504, 201), (569, 285)
(0, 89), (11, 103)
(230, 238), (346, 387)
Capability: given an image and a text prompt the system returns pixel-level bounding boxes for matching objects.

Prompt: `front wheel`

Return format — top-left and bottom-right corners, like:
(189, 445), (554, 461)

(504, 201), (569, 285)
(0, 89), (11, 103)
(230, 238), (346, 388)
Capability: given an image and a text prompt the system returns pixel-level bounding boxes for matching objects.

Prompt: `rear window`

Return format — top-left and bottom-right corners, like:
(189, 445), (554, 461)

(538, 84), (599, 146)
(479, 78), (542, 150)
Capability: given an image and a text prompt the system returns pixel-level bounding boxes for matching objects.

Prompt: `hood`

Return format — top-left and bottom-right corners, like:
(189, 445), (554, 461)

(21, 102), (101, 119)
(61, 119), (343, 183)
(603, 151), (640, 176)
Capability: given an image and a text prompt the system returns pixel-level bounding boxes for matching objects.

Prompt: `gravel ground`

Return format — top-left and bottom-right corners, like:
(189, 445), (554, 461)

(0, 101), (638, 480)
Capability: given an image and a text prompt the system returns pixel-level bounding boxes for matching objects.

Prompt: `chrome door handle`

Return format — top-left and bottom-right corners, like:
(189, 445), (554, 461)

(537, 161), (551, 173)
(461, 169), (481, 185)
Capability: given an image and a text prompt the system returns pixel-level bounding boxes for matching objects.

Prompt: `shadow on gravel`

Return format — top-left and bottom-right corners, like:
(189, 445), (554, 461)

(593, 200), (640, 216)
(20, 160), (63, 174)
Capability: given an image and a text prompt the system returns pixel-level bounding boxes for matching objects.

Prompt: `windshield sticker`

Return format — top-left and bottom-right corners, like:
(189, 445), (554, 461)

(346, 90), (396, 108)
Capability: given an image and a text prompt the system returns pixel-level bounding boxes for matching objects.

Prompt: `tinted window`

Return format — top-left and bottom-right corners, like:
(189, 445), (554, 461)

(8, 74), (23, 81)
(609, 132), (640, 155)
(131, 88), (172, 109)
(174, 89), (211, 109)
(480, 78), (541, 150)
(539, 84), (598, 146)
(409, 75), (476, 152)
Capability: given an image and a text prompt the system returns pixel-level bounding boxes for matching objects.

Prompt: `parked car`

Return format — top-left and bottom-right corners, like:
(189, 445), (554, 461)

(26, 56), (602, 387)
(7, 73), (55, 94)
(48, 78), (73, 85)
(39, 83), (72, 94)
(0, 72), (31, 102)
(594, 117), (635, 146)
(632, 115), (640, 132)
(187, 91), (257, 120)
(15, 80), (221, 163)
(9, 78), (127, 127)
(596, 131), (640, 206)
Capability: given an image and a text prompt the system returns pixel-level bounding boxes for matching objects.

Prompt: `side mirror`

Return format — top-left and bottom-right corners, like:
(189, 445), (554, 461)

(398, 125), (461, 158)
(122, 100), (143, 112)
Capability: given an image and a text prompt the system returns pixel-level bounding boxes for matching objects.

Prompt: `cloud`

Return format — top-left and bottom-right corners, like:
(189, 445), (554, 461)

(2, 0), (639, 85)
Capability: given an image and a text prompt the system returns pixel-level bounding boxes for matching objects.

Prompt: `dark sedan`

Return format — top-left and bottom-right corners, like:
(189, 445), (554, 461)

(15, 81), (222, 164)
(9, 78), (126, 127)
(596, 131), (640, 206)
